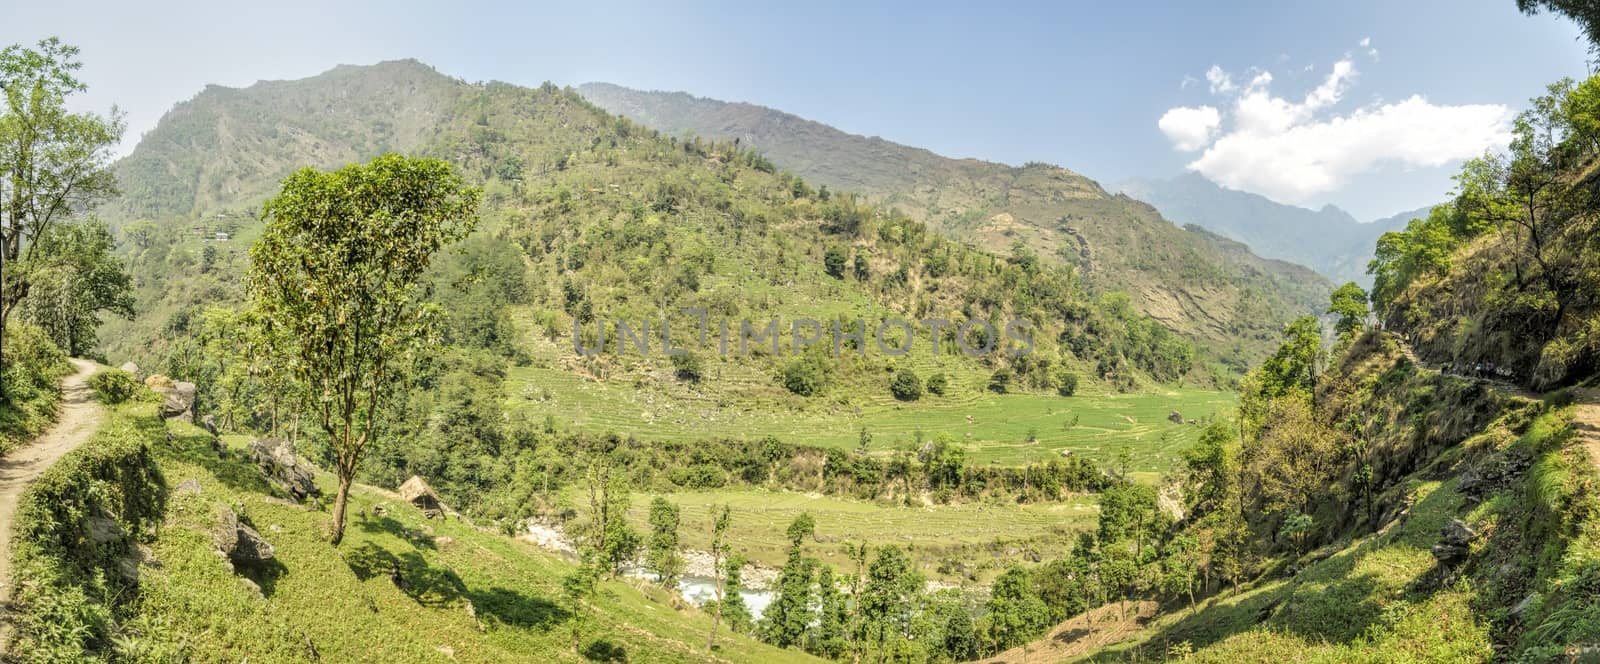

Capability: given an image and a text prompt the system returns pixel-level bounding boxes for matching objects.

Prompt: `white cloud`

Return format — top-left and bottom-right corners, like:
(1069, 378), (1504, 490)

(1359, 37), (1370, 47)
(1205, 65), (1235, 94)
(1158, 105), (1222, 151)
(1157, 56), (1513, 204)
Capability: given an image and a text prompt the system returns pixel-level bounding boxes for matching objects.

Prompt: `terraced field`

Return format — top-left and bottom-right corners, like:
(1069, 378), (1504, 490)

(581, 488), (1100, 582)
(505, 306), (1234, 474)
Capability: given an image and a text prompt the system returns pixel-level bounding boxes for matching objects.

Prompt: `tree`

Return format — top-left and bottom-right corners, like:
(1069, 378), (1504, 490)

(562, 548), (601, 654)
(17, 220), (132, 355)
(811, 565), (849, 659)
(647, 497), (684, 587)
(824, 246), (848, 279)
(861, 545), (923, 657)
(721, 554), (753, 633)
(585, 456), (638, 576)
(889, 367), (922, 401)
(1328, 281), (1369, 341)
(984, 565), (1049, 651)
(707, 504), (732, 652)
(1057, 370), (1080, 397)
(926, 372), (948, 396)
(764, 513), (817, 648)
(247, 153), (479, 545)
(0, 38), (123, 378)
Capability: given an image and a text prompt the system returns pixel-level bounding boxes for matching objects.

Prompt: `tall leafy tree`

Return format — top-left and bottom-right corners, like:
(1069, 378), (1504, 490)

(763, 513), (817, 648)
(0, 38), (123, 376)
(707, 504), (732, 652)
(247, 153), (479, 545)
(1328, 282), (1370, 342)
(860, 545), (923, 658)
(810, 564), (849, 659)
(983, 565), (1049, 651)
(646, 497), (684, 587)
(17, 220), (131, 355)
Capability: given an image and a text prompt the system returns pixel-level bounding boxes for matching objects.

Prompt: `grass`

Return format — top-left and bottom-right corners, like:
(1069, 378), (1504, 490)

(115, 418), (823, 663)
(505, 308), (1234, 475)
(577, 488), (1099, 583)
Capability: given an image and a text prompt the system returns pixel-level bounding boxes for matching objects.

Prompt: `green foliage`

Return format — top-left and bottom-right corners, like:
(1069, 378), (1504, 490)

(15, 221), (135, 356)
(1328, 281), (1369, 341)
(1057, 370), (1080, 397)
(781, 355), (829, 397)
(0, 38), (124, 336)
(823, 245), (847, 279)
(247, 153), (479, 545)
(669, 351), (705, 382)
(860, 545), (923, 656)
(982, 565), (1050, 651)
(646, 497), (684, 587)
(87, 368), (137, 405)
(889, 367), (923, 401)
(925, 372), (948, 396)
(7, 403), (166, 662)
(988, 368), (1012, 394)
(0, 322), (70, 450)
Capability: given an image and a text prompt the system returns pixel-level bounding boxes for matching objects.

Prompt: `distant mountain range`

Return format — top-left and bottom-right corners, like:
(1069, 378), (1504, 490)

(1117, 173), (1432, 285)
(578, 83), (1331, 369)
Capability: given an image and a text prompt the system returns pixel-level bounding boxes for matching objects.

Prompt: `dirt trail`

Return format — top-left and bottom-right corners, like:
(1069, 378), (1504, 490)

(1572, 388), (1600, 471)
(0, 359), (103, 618)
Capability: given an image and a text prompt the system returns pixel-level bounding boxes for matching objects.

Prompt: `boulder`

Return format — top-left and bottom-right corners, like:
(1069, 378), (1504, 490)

(211, 505), (275, 566)
(398, 475), (448, 518)
(1430, 542), (1470, 564)
(1441, 519), (1478, 546)
(118, 362), (141, 379)
(87, 515), (126, 545)
(201, 414), (219, 437)
(1168, 410), (1184, 424)
(176, 478), (203, 495)
(250, 438), (320, 502)
(158, 381), (197, 421)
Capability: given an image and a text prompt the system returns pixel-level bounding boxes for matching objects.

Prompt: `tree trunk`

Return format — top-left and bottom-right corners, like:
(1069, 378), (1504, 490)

(330, 474), (353, 546)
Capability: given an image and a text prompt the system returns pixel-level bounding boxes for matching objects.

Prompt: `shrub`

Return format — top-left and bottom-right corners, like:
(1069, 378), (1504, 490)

(988, 369), (1013, 394)
(88, 369), (139, 405)
(890, 368), (923, 401)
(782, 357), (829, 396)
(669, 352), (705, 382)
(824, 246), (848, 279)
(1057, 371), (1079, 397)
(927, 373), (949, 396)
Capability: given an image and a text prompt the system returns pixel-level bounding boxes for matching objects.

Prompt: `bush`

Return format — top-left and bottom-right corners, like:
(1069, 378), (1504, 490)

(988, 369), (1013, 394)
(782, 357), (829, 397)
(88, 369), (139, 405)
(669, 352), (705, 382)
(927, 373), (949, 396)
(824, 246), (848, 279)
(890, 368), (923, 401)
(1057, 371), (1079, 397)
(0, 323), (72, 451)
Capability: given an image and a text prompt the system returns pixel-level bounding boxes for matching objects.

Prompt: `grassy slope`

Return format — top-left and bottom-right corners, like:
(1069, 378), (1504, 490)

(995, 335), (1599, 662)
(124, 419), (821, 663)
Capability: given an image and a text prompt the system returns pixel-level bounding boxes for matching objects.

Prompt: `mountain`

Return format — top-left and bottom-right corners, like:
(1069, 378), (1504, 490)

(576, 83), (1331, 371)
(1117, 172), (1430, 285)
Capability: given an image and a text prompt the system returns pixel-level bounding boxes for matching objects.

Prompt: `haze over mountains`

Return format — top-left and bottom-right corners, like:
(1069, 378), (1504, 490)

(577, 82), (1331, 370)
(1118, 173), (1434, 285)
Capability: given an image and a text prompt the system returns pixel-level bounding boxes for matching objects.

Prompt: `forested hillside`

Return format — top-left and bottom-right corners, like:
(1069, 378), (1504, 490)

(576, 83), (1330, 370)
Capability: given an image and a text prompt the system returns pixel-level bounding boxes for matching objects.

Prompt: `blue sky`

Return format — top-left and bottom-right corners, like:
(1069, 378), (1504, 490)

(6, 0), (1589, 219)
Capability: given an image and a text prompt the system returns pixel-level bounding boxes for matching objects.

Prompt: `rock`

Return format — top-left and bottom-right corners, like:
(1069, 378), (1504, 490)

(210, 504), (275, 566)
(1509, 593), (1538, 619)
(176, 478), (203, 495)
(1441, 519), (1478, 546)
(435, 536), (454, 548)
(87, 515), (125, 544)
(250, 438), (320, 502)
(398, 475), (449, 518)
(118, 361), (141, 379)
(231, 522), (276, 565)
(1168, 410), (1184, 424)
(201, 414), (219, 437)
(1431, 543), (1470, 564)
(145, 375), (196, 421)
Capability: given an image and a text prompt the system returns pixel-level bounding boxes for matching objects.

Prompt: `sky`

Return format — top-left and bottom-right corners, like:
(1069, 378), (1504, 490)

(5, 0), (1590, 220)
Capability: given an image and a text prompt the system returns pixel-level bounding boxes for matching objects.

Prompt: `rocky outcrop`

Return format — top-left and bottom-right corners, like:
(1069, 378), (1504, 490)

(144, 374), (197, 421)
(249, 438), (320, 502)
(1430, 519), (1479, 564)
(118, 361), (141, 380)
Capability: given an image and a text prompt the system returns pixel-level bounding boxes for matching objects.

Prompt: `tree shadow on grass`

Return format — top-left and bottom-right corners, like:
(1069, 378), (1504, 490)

(343, 543), (466, 607)
(466, 585), (567, 630)
(581, 639), (628, 662)
(160, 429), (278, 497)
(355, 513), (436, 550)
